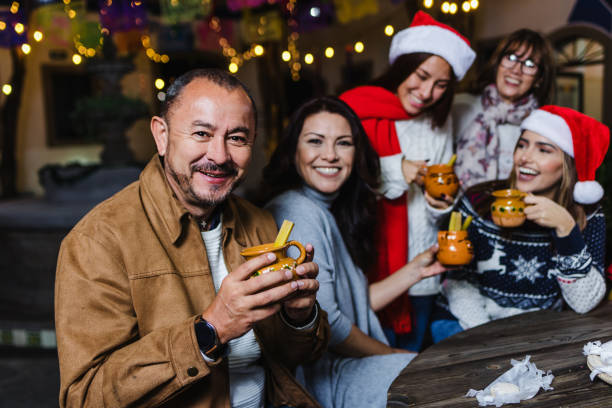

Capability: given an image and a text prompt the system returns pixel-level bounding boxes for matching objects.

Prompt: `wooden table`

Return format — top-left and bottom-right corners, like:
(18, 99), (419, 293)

(388, 302), (612, 407)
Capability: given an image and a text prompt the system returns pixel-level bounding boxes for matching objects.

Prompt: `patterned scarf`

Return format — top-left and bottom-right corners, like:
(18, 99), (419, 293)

(455, 84), (538, 188)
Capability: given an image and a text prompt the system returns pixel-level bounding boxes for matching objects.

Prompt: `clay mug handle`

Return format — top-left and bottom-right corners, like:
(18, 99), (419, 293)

(286, 240), (306, 265)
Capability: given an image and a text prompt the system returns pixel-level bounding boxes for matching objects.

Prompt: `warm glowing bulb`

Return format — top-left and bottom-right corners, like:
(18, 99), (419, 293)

(423, 0), (433, 8)
(161, 54), (169, 63)
(86, 48), (96, 57)
(354, 41), (364, 53)
(253, 44), (264, 56)
(68, 9), (76, 19)
(78, 45), (87, 54)
(462, 1), (470, 11)
(449, 3), (458, 13)
(72, 54), (82, 65)
(324, 47), (334, 58)
(228, 62), (239, 73)
(154, 78), (165, 90)
(33, 30), (43, 42)
(2, 84), (12, 95)
(157, 91), (166, 101)
(281, 50), (291, 61)
(21, 43), (31, 54)
(10, 2), (19, 14)
(14, 23), (24, 34)
(384, 25), (394, 36)
(442, 1), (450, 12)
(141, 35), (150, 47)
(470, 0), (479, 8)
(0, 22), (6, 31)
(304, 53), (314, 64)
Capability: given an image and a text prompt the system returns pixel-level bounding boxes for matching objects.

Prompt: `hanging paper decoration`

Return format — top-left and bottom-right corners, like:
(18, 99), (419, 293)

(160, 0), (212, 25)
(0, 10), (27, 48)
(227, 0), (268, 12)
(241, 9), (284, 43)
(158, 24), (195, 52)
(32, 4), (72, 48)
(333, 0), (378, 24)
(113, 30), (143, 55)
(99, 0), (147, 34)
(195, 18), (236, 52)
(74, 20), (102, 50)
(294, 0), (335, 32)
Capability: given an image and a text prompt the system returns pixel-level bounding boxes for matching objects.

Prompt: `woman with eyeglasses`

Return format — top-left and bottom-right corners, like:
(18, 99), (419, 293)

(453, 29), (555, 189)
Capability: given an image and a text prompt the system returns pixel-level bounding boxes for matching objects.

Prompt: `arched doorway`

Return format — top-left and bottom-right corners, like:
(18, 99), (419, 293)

(549, 24), (612, 127)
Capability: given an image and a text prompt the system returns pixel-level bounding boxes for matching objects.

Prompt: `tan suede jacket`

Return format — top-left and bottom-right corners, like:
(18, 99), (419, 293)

(55, 156), (328, 407)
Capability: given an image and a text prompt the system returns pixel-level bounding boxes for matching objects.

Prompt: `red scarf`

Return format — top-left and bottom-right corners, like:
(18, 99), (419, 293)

(340, 86), (414, 334)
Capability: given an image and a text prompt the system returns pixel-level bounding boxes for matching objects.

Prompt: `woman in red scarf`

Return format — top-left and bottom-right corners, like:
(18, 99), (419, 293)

(340, 11), (475, 351)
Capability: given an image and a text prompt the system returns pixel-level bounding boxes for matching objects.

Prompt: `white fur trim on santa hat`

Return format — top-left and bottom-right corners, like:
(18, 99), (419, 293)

(574, 180), (604, 204)
(521, 109), (574, 157)
(389, 25), (476, 80)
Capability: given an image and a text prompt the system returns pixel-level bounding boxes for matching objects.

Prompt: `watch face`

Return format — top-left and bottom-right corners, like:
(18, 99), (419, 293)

(195, 320), (216, 350)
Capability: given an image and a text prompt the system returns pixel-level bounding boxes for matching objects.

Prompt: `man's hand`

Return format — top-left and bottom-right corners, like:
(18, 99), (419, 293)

(281, 244), (319, 325)
(202, 251), (313, 344)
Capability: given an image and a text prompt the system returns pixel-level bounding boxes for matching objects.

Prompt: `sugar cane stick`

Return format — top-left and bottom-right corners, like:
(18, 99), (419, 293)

(274, 220), (294, 247)
(462, 215), (473, 230)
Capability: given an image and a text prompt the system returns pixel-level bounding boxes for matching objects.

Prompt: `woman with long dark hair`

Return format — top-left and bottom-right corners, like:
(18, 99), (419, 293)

(263, 96), (445, 407)
(340, 11), (476, 351)
(432, 106), (608, 343)
(454, 28), (555, 189)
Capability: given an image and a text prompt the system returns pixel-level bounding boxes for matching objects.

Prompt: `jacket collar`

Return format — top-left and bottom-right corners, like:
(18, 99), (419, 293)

(139, 156), (247, 247)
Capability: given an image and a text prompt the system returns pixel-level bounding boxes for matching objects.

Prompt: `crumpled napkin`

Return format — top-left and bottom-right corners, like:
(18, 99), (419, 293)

(466, 355), (554, 407)
(583, 340), (612, 380)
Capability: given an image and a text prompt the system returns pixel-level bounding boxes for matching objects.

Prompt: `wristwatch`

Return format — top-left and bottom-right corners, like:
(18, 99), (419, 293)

(194, 316), (227, 360)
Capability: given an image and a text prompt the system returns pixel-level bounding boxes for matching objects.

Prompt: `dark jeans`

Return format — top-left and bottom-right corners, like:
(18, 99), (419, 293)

(383, 294), (436, 352)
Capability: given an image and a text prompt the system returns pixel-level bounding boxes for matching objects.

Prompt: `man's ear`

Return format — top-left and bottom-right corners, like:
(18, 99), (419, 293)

(150, 116), (169, 156)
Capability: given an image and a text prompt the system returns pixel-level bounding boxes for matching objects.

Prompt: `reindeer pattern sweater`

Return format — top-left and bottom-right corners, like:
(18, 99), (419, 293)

(439, 194), (607, 329)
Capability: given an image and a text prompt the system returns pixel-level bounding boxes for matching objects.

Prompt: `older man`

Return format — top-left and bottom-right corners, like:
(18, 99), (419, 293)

(55, 69), (328, 407)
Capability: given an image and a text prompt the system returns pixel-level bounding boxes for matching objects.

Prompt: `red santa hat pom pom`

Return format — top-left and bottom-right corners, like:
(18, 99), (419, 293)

(389, 11), (476, 80)
(521, 105), (610, 205)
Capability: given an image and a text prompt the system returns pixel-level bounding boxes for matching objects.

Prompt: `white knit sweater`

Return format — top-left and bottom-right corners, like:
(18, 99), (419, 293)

(378, 115), (455, 296)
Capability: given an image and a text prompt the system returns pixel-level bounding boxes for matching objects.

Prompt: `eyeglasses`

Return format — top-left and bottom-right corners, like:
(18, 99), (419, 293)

(500, 53), (539, 76)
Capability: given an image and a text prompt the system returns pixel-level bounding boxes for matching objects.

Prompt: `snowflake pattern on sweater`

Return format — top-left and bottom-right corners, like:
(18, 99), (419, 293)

(445, 194), (606, 311)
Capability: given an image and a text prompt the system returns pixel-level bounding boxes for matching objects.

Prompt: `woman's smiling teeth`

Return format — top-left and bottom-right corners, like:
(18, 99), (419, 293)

(315, 167), (340, 175)
(505, 77), (520, 85)
(519, 166), (539, 175)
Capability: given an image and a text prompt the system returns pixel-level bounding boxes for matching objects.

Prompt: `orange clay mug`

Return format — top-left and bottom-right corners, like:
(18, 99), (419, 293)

(491, 189), (527, 227)
(240, 240), (306, 278)
(437, 230), (474, 266)
(424, 164), (459, 199)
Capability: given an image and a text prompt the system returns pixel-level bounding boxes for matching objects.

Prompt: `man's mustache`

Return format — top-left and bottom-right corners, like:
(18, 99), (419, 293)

(192, 161), (238, 177)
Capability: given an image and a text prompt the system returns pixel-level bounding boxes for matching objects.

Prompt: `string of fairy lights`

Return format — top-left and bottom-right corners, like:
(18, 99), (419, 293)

(1, 0), (480, 98)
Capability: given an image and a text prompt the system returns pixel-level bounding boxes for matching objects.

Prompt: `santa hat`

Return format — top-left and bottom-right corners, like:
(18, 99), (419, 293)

(388, 11), (476, 80)
(521, 105), (610, 204)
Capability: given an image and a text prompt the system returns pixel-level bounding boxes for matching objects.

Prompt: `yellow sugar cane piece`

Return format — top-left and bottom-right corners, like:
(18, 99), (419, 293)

(447, 154), (457, 167)
(274, 220), (294, 247)
(455, 212), (462, 231)
(462, 215), (473, 230)
(448, 211), (457, 231)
